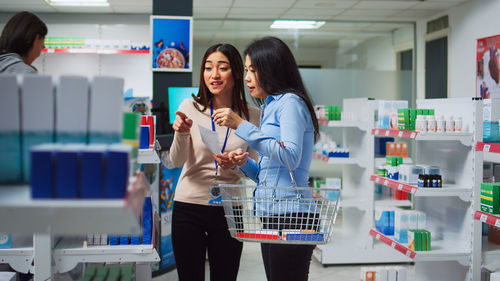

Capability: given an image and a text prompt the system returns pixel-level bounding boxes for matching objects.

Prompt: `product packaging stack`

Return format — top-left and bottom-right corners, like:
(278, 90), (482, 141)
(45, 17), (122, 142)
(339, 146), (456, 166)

(360, 266), (407, 281)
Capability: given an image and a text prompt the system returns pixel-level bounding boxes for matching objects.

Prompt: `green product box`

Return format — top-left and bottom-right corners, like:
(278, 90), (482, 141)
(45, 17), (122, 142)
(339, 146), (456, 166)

(386, 156), (398, 166)
(481, 183), (500, 214)
(426, 230), (431, 251)
(377, 168), (387, 177)
(422, 109), (429, 115)
(416, 109), (424, 116)
(415, 231), (421, 251)
(410, 109), (417, 130)
(335, 111), (341, 121)
(429, 109), (435, 116)
(82, 265), (97, 281)
(397, 157), (403, 165)
(398, 108), (410, 130)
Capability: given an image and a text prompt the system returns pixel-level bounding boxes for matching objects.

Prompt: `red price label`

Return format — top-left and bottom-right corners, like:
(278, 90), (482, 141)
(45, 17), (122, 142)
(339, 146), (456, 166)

(410, 188), (417, 194)
(376, 234), (380, 240)
(495, 219), (500, 228)
(375, 129), (379, 135)
(398, 131), (403, 137)
(384, 180), (389, 185)
(410, 132), (416, 138)
(375, 178), (380, 183)
(391, 242), (396, 248)
(398, 184), (403, 190)
(385, 130), (390, 136)
(405, 250), (412, 257)
(484, 144), (491, 152)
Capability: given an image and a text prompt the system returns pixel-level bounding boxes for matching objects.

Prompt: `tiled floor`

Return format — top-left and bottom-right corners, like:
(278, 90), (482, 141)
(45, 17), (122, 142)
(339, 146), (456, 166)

(153, 242), (415, 281)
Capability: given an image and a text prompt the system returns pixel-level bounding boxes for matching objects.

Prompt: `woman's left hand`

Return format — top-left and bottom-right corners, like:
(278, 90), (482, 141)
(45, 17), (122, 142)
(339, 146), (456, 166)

(212, 108), (244, 129)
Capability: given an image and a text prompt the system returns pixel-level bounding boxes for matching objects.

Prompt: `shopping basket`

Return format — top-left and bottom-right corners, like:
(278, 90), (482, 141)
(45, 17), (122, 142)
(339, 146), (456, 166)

(218, 141), (340, 245)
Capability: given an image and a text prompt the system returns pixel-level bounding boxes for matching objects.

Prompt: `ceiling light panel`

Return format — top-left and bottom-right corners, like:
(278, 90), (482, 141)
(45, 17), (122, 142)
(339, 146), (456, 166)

(271, 20), (326, 29)
(45, 0), (109, 6)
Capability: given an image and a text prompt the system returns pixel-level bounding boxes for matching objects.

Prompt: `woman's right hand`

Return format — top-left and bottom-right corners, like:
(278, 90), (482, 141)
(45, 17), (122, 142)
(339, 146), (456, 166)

(172, 111), (193, 133)
(229, 148), (249, 167)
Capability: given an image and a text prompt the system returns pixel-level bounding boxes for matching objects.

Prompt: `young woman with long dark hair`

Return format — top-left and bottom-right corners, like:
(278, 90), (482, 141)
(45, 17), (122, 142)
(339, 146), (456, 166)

(0, 11), (47, 73)
(169, 43), (260, 281)
(212, 36), (319, 281)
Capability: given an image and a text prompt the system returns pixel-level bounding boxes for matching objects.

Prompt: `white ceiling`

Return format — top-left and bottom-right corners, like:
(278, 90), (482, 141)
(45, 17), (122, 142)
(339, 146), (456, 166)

(0, 0), (470, 49)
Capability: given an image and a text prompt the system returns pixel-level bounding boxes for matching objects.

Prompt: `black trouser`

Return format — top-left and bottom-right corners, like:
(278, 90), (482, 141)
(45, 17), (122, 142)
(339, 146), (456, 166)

(172, 201), (243, 281)
(261, 243), (315, 281)
(261, 212), (318, 281)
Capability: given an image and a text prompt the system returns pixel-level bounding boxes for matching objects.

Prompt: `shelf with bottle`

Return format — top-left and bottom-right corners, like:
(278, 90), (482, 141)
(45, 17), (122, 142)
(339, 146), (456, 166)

(369, 175), (472, 201)
(371, 129), (473, 146)
(0, 173), (148, 235)
(42, 48), (150, 54)
(369, 229), (470, 264)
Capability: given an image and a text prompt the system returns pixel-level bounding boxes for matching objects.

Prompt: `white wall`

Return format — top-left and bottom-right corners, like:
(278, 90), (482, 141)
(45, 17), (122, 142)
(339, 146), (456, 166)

(337, 36), (395, 70)
(415, 0), (500, 99)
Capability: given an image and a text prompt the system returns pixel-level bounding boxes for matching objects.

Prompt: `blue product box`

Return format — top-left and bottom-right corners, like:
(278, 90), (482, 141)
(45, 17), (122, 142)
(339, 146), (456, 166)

(0, 234), (12, 248)
(31, 144), (57, 199)
(0, 75), (21, 183)
(130, 235), (140, 245)
(109, 235), (119, 245)
(375, 209), (394, 235)
(142, 197), (152, 244)
(55, 145), (82, 198)
(104, 144), (131, 199)
(139, 125), (149, 149)
(119, 235), (130, 245)
(285, 233), (324, 242)
(81, 145), (107, 198)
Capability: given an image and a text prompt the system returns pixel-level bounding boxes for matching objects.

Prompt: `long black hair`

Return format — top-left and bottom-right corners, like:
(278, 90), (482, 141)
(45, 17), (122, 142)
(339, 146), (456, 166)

(193, 43), (249, 120)
(244, 36), (319, 141)
(0, 11), (47, 56)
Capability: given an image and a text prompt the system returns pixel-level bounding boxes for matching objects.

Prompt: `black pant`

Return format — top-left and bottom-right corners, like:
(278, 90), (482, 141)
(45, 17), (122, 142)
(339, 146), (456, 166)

(261, 243), (315, 281)
(260, 212), (318, 281)
(172, 201), (243, 281)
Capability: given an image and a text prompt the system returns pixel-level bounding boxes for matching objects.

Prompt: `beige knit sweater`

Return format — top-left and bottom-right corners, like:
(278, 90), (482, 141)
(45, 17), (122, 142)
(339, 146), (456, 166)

(169, 98), (261, 206)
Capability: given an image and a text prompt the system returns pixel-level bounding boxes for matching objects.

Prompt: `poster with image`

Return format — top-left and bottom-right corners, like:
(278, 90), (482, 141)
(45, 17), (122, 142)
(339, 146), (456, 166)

(477, 34), (500, 99)
(151, 15), (192, 72)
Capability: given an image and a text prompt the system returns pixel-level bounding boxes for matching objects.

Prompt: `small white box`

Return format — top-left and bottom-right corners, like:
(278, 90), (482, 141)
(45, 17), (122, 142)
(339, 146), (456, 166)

(417, 211), (426, 229)
(57, 76), (88, 143)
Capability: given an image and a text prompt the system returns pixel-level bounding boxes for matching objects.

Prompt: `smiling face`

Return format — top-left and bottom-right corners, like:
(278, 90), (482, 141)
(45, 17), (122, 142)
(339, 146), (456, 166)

(204, 51), (234, 100)
(244, 55), (268, 99)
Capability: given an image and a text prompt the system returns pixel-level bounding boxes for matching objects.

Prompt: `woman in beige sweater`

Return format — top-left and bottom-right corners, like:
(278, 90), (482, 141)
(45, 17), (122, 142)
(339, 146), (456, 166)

(169, 43), (260, 281)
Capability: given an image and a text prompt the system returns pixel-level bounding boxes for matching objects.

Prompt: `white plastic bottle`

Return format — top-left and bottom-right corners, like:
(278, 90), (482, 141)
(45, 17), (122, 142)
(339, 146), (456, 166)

(427, 115), (436, 132)
(445, 116), (455, 133)
(436, 116), (445, 132)
(415, 115), (427, 132)
(454, 117), (463, 132)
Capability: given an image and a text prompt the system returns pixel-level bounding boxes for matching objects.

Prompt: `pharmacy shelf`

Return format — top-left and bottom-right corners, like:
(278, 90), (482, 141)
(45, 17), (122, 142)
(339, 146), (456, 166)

(313, 152), (366, 168)
(138, 148), (160, 164)
(0, 247), (33, 274)
(482, 236), (500, 266)
(371, 129), (473, 146)
(0, 173), (148, 235)
(375, 157), (413, 167)
(474, 211), (500, 228)
(374, 199), (412, 208)
(319, 119), (367, 131)
(369, 229), (470, 264)
(54, 237), (160, 273)
(369, 175), (472, 201)
(476, 142), (500, 163)
(42, 48), (150, 54)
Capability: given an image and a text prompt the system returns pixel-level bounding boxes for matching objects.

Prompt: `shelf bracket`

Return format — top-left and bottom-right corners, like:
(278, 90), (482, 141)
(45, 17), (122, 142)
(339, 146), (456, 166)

(0, 255), (33, 274)
(458, 192), (473, 202)
(457, 255), (471, 267)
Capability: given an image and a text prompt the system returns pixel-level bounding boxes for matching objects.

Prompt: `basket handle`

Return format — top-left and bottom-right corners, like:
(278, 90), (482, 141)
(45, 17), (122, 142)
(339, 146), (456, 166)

(261, 140), (300, 197)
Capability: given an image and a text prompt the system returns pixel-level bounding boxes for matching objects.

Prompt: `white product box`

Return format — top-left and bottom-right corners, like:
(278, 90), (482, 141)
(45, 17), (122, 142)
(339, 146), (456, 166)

(0, 75), (22, 183)
(89, 76), (124, 143)
(394, 210), (409, 244)
(397, 267), (407, 281)
(483, 99), (500, 122)
(21, 75), (54, 181)
(491, 272), (500, 281)
(408, 211), (418, 230)
(378, 268), (388, 281)
(417, 211), (426, 229)
(399, 164), (424, 184)
(387, 267), (397, 281)
(57, 76), (88, 143)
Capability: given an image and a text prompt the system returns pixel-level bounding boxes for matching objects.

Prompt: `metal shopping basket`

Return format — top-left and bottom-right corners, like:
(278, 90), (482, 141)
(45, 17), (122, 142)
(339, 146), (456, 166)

(218, 141), (340, 245)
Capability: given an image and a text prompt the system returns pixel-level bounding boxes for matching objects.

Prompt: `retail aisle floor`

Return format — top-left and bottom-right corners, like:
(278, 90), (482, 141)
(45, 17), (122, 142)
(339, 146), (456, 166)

(154, 242), (415, 281)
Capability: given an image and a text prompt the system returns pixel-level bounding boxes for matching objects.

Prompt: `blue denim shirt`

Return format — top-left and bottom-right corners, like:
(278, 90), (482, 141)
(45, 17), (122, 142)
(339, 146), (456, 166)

(235, 93), (315, 215)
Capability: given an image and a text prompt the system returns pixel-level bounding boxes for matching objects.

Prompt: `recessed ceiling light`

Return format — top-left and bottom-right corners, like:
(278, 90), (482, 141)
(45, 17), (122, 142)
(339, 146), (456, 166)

(45, 0), (109, 7)
(271, 20), (326, 29)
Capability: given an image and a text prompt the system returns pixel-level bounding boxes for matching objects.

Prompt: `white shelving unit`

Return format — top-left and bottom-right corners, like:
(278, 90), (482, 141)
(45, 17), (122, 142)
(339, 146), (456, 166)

(0, 171), (159, 281)
(138, 148), (161, 164)
(313, 98), (411, 264)
(474, 142), (500, 272)
(370, 97), (483, 281)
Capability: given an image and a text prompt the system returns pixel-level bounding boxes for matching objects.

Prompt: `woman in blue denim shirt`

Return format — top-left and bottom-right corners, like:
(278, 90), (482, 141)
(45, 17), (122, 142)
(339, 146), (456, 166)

(213, 36), (319, 281)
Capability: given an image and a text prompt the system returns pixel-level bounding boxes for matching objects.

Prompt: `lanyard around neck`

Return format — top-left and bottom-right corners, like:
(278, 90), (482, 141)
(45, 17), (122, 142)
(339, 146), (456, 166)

(210, 99), (232, 175)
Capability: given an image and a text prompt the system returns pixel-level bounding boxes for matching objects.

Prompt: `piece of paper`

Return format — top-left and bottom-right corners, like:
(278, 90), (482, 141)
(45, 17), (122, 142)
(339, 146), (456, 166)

(198, 125), (220, 154)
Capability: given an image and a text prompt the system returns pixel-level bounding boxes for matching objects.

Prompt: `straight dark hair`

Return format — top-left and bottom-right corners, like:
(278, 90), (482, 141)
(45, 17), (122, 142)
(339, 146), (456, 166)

(0, 11), (47, 57)
(193, 43), (249, 120)
(244, 36), (319, 141)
